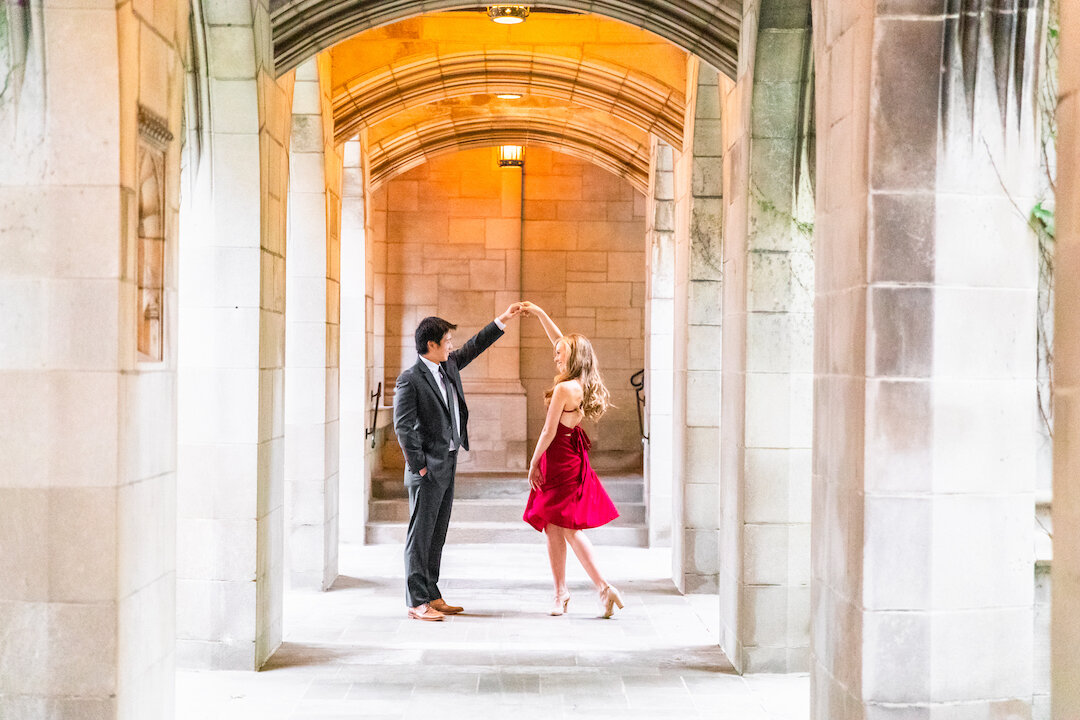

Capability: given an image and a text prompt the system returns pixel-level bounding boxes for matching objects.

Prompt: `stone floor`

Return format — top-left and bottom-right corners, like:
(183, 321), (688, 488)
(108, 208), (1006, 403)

(177, 542), (809, 719)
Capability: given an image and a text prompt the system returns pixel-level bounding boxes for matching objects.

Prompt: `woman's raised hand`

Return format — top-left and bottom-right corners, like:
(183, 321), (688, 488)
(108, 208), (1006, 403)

(521, 301), (562, 346)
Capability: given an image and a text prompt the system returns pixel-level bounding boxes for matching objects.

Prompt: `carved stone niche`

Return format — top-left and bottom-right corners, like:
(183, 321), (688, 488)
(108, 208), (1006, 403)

(137, 105), (173, 362)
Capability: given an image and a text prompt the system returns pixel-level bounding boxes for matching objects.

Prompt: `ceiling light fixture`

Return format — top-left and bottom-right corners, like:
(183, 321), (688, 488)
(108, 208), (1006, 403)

(487, 5), (530, 24)
(496, 93), (523, 99)
(498, 145), (525, 167)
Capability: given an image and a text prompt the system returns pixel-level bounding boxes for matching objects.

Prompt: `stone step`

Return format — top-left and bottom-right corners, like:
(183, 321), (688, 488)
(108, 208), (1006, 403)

(364, 520), (648, 547)
(369, 498), (647, 525)
(372, 472), (645, 503)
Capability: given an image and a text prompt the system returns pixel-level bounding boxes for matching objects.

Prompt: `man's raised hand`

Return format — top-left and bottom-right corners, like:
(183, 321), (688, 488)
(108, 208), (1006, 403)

(498, 302), (525, 324)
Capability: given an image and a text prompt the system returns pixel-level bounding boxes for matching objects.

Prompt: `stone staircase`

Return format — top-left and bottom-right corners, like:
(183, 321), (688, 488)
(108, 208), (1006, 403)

(367, 471), (648, 546)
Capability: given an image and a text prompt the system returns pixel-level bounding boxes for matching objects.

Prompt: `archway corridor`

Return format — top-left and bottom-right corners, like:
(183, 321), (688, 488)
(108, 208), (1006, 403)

(2, 1), (1077, 719)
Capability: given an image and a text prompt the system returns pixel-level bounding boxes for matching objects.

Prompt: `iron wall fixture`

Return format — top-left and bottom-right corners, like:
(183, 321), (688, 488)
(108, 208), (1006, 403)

(498, 144), (525, 167)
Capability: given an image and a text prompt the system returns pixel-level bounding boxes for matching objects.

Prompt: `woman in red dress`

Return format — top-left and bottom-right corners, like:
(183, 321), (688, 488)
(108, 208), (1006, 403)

(520, 302), (624, 618)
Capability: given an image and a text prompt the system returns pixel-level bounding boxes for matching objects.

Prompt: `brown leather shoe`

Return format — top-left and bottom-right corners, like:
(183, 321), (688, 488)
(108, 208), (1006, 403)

(430, 598), (463, 614)
(407, 604), (444, 621)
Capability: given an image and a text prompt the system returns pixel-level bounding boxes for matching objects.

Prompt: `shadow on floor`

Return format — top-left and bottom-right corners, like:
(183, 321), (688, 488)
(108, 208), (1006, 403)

(327, 575), (381, 590)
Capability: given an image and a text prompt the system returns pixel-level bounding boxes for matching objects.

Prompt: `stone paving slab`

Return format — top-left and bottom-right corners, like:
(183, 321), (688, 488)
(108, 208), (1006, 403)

(177, 542), (809, 720)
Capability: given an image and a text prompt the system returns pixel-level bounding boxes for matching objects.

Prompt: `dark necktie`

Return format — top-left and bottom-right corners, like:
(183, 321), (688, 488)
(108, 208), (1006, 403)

(439, 367), (461, 448)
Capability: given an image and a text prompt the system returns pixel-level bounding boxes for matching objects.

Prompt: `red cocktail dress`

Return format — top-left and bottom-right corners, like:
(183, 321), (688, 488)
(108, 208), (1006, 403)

(523, 422), (619, 531)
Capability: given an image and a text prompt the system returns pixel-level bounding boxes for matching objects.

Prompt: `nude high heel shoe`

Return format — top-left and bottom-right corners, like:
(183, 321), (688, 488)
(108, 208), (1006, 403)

(551, 591), (571, 616)
(599, 585), (624, 619)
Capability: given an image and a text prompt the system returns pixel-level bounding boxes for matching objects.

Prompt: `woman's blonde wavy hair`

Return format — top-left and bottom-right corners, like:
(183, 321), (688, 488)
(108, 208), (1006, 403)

(544, 333), (612, 421)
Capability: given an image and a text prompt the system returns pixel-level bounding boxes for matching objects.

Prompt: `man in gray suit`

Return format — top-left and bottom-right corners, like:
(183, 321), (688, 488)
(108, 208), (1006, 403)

(393, 304), (522, 621)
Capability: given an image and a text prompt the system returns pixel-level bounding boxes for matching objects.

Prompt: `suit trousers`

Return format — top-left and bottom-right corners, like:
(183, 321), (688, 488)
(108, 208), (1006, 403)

(404, 450), (457, 607)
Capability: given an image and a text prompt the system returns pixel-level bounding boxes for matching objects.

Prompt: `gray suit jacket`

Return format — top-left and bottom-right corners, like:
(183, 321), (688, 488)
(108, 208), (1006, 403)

(392, 321), (504, 484)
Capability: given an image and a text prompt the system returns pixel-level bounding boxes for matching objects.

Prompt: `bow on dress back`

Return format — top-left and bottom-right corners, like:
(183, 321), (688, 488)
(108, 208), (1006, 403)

(522, 422), (619, 532)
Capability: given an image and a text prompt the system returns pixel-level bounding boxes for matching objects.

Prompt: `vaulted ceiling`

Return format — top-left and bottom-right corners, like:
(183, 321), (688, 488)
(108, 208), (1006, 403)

(275, 7), (717, 189)
(321, 12), (689, 189)
(332, 50), (686, 148)
(270, 0), (742, 79)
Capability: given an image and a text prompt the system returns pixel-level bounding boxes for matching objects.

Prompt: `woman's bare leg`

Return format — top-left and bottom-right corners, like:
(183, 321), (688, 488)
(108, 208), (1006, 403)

(565, 529), (608, 591)
(545, 524), (568, 595)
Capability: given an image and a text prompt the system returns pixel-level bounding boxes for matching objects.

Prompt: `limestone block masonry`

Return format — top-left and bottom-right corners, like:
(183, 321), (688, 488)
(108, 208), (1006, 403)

(675, 61), (727, 600)
(371, 146), (646, 475)
(811, 2), (1040, 717)
(371, 148), (528, 474)
(0, 2), (186, 718)
(177, 1), (293, 672)
(285, 54), (343, 591)
(719, 0), (814, 674)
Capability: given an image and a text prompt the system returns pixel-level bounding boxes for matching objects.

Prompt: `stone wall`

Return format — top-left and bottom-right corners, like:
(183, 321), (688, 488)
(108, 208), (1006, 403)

(520, 147), (647, 470)
(371, 146), (645, 474)
(372, 147), (527, 473)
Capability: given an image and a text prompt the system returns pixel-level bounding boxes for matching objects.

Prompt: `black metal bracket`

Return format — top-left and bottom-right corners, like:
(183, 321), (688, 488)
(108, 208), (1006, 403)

(365, 381), (383, 448)
(630, 369), (647, 442)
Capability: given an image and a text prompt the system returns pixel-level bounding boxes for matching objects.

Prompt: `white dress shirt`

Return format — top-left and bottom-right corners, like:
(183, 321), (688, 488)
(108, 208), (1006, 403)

(417, 317), (505, 451)
(419, 354), (460, 450)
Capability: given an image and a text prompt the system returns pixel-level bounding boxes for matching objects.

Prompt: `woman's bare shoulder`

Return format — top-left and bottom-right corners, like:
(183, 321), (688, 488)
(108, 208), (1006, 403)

(555, 379), (584, 404)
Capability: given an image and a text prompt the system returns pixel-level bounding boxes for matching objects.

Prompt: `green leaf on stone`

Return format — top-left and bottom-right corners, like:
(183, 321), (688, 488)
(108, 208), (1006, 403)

(1031, 201), (1055, 240)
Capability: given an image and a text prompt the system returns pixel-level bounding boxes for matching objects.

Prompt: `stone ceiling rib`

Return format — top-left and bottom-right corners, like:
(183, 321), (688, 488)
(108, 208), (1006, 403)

(367, 115), (650, 192)
(270, 0), (741, 78)
(332, 52), (685, 147)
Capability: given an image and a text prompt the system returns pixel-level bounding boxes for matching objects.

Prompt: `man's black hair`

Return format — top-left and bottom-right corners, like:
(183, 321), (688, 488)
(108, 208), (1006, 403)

(415, 316), (457, 355)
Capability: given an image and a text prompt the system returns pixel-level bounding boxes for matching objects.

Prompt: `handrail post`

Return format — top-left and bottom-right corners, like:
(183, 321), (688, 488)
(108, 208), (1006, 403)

(365, 381), (383, 448)
(630, 369), (647, 442)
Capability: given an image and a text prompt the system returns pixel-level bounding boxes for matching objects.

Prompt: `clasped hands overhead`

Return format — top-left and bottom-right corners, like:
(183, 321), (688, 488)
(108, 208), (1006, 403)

(497, 300), (545, 324)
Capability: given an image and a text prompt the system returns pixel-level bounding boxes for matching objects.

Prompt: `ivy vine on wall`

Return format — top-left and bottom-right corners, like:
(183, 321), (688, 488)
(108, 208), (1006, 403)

(1033, 0), (1058, 436)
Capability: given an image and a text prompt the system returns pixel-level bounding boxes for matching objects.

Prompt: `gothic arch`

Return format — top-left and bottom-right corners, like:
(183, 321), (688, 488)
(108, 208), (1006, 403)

(270, 0), (740, 79)
(368, 114), (649, 192)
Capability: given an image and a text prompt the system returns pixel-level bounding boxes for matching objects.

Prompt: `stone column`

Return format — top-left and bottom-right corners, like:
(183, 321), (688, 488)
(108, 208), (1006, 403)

(339, 141), (369, 544)
(367, 132), (389, 425)
(457, 162), (527, 473)
(176, 1), (292, 670)
(720, 0), (814, 673)
(365, 141), (386, 483)
(0, 4), (183, 717)
(674, 62), (725, 595)
(1053, 1), (1080, 716)
(285, 55), (342, 590)
(812, 2), (1039, 716)
(645, 138), (676, 549)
